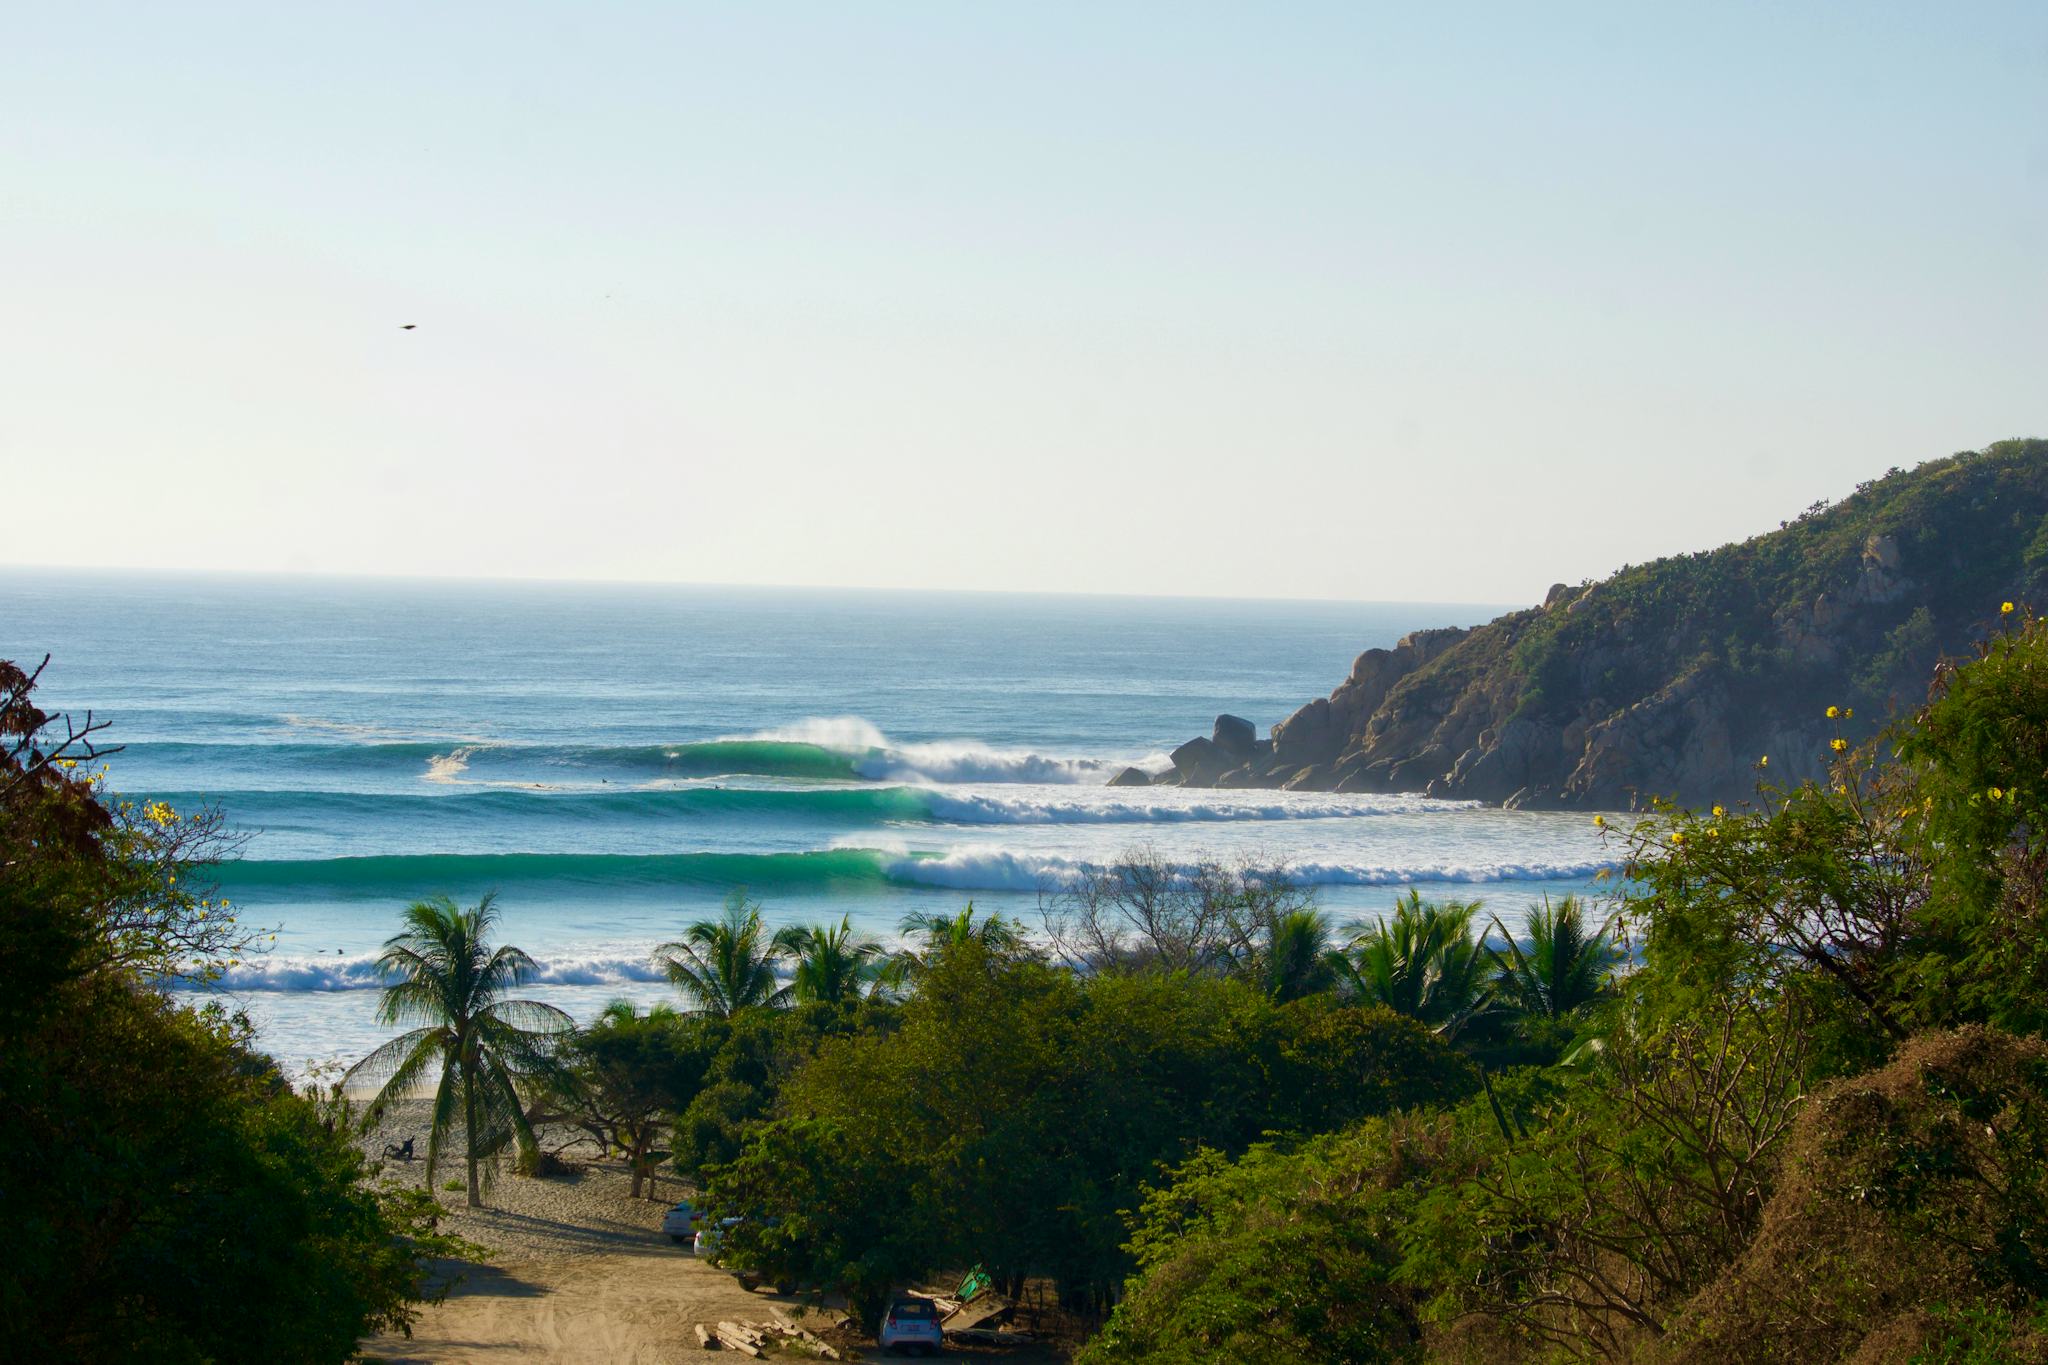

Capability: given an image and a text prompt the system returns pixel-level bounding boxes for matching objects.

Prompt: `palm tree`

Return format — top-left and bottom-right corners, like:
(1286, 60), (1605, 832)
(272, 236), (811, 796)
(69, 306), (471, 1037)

(653, 890), (794, 1017)
(1488, 895), (1618, 1021)
(1334, 890), (1492, 1037)
(1258, 906), (1341, 1002)
(891, 903), (1029, 983)
(347, 894), (572, 1207)
(783, 914), (889, 1004)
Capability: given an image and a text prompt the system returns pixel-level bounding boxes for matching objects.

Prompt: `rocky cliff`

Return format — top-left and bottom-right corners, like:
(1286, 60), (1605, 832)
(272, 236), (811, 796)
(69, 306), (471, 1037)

(1141, 439), (2048, 809)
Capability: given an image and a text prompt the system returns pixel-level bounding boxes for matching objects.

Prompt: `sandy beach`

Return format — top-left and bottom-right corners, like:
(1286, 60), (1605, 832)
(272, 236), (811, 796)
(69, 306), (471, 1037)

(351, 1102), (789, 1363)
(352, 1102), (1067, 1363)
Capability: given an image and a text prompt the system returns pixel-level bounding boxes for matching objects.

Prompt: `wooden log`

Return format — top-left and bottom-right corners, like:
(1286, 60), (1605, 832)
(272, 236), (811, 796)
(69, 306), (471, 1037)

(713, 1322), (762, 1358)
(693, 1322), (714, 1349)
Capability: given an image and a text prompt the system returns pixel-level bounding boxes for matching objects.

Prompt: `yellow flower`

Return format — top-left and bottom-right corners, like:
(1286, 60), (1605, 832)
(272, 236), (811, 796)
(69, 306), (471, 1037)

(1711, 805), (1725, 818)
(1591, 814), (1606, 829)
(1759, 755), (1769, 768)
(1669, 831), (1686, 846)
(1989, 786), (2005, 800)
(1826, 705), (1840, 719)
(1831, 738), (1848, 752)
(2002, 601), (2016, 615)
(1844, 707), (1854, 719)
(1706, 827), (1720, 838)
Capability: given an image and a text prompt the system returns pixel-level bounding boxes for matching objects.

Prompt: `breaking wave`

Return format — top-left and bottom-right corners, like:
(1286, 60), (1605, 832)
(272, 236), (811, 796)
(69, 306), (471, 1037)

(114, 719), (1145, 788)
(210, 847), (1618, 899)
(158, 784), (1462, 833)
(177, 952), (672, 993)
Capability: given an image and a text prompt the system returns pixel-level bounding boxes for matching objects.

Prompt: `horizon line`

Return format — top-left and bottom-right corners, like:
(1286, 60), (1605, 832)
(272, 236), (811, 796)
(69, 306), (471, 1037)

(0, 560), (1528, 614)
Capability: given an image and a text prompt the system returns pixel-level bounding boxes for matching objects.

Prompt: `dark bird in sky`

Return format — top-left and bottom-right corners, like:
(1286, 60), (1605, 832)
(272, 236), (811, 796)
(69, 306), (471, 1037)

(400, 323), (417, 330)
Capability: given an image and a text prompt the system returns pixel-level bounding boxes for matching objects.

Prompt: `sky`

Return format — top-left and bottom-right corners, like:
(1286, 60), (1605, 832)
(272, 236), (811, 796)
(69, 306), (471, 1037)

(3, 3), (2044, 604)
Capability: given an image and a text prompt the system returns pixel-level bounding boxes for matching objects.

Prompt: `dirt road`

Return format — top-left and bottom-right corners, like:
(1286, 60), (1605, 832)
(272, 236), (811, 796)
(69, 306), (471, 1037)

(359, 1242), (800, 1364)
(353, 1106), (1067, 1362)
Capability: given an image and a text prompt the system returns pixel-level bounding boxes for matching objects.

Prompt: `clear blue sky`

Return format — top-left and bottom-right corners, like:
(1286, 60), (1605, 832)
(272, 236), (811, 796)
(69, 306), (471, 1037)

(4, 3), (2042, 601)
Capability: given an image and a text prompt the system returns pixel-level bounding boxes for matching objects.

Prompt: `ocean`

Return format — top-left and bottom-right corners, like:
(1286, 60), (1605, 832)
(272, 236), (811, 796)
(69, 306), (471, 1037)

(3, 569), (1613, 1075)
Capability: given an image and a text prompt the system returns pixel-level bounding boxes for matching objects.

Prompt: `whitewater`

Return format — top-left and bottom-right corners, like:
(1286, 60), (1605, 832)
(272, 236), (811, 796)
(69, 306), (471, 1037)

(3, 571), (1615, 1073)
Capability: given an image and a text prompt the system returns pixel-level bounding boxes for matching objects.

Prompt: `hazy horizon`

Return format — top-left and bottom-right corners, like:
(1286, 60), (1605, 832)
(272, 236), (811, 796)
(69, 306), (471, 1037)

(6, 3), (2043, 601)
(0, 559), (1522, 613)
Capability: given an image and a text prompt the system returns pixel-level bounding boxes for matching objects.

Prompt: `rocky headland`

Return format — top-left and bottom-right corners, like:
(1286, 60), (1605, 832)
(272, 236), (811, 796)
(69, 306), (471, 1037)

(1132, 439), (2048, 809)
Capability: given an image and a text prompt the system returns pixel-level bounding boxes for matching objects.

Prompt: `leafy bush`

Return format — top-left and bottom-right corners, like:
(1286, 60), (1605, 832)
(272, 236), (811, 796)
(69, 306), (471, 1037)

(1664, 1027), (2048, 1362)
(1081, 1119), (1456, 1364)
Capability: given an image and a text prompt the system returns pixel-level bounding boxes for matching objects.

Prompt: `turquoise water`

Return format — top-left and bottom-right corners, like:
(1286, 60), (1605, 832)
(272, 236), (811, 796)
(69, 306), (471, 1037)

(3, 570), (1612, 1073)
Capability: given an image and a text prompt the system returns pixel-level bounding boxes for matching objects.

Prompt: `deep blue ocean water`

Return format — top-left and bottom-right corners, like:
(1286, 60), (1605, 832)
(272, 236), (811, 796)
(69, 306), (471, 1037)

(3, 570), (1612, 1073)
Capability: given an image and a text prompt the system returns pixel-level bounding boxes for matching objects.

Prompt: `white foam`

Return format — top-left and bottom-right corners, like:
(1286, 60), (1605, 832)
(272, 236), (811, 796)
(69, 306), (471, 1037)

(921, 790), (1472, 825)
(423, 745), (480, 784)
(737, 716), (1124, 785)
(879, 846), (1618, 892)
(176, 952), (671, 993)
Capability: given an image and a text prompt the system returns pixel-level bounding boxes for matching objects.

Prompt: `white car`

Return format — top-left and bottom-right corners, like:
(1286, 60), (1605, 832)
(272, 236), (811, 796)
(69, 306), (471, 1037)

(695, 1215), (744, 1257)
(661, 1200), (698, 1244)
(877, 1296), (944, 1356)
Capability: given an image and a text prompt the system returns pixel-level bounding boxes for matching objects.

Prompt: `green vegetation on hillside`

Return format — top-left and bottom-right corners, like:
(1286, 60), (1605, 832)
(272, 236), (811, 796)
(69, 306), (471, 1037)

(0, 660), (469, 1362)
(1510, 438), (2048, 722)
(1219, 439), (2048, 807)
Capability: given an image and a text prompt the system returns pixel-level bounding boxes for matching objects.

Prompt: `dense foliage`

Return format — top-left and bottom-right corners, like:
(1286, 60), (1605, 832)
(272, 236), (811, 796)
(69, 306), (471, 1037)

(0, 660), (466, 1362)
(1072, 607), (2048, 1362)
(1509, 438), (2048, 724)
(709, 957), (1475, 1318)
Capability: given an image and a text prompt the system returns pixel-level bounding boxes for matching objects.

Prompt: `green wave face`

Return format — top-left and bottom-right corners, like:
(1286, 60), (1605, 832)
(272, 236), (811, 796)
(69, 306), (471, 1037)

(162, 784), (937, 826)
(212, 848), (898, 899)
(609, 740), (867, 781)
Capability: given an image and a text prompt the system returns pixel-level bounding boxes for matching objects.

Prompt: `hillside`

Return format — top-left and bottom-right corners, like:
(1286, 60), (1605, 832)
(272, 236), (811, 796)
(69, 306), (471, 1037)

(1147, 438), (2048, 808)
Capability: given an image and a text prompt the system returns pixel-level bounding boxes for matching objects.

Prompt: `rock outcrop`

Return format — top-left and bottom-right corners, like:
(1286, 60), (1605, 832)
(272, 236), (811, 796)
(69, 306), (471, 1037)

(1130, 440), (2048, 809)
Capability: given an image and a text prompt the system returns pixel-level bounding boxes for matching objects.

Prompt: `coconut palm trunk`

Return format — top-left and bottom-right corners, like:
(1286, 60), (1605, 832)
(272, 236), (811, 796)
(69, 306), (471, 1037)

(347, 893), (572, 1208)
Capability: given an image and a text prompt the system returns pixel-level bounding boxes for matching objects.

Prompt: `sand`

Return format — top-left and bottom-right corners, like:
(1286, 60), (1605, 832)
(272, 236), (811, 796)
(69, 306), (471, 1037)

(351, 1102), (1064, 1363)
(353, 1102), (815, 1363)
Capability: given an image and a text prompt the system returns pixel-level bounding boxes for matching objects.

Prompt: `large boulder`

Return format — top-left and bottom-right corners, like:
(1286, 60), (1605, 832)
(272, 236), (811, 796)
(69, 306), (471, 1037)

(1211, 714), (1257, 760)
(1270, 697), (1337, 766)
(1107, 766), (1155, 788)
(1168, 736), (1231, 786)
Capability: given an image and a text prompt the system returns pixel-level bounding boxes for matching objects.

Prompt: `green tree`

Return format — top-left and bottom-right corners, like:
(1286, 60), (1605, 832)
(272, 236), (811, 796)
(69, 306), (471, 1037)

(552, 999), (719, 1198)
(1081, 1120), (1450, 1365)
(653, 890), (795, 1016)
(892, 902), (1029, 980)
(783, 913), (888, 1004)
(704, 944), (1479, 1319)
(348, 894), (571, 1207)
(1257, 905), (1340, 1002)
(1, 657), (468, 1360)
(1487, 895), (1617, 1023)
(1896, 607), (2048, 1033)
(1334, 891), (1492, 1037)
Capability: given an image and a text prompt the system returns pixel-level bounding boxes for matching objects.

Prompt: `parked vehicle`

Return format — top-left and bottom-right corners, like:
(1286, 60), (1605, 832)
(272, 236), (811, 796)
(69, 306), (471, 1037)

(661, 1200), (698, 1244)
(694, 1215), (744, 1258)
(878, 1296), (944, 1356)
